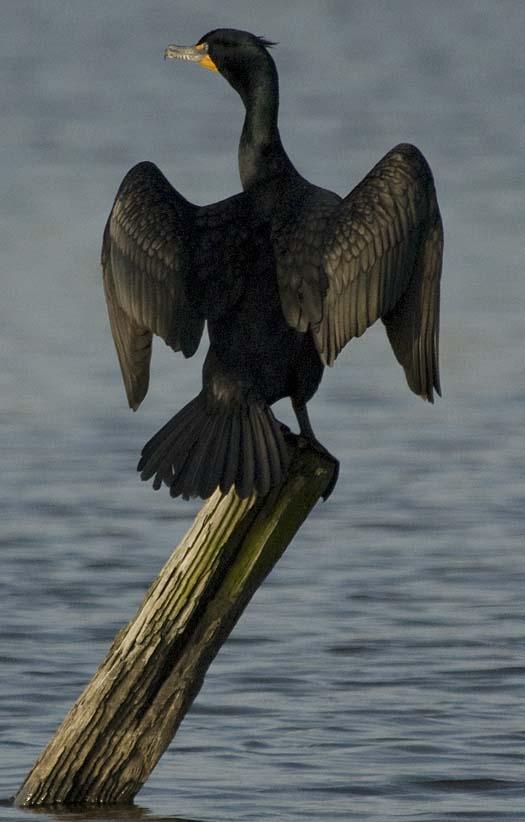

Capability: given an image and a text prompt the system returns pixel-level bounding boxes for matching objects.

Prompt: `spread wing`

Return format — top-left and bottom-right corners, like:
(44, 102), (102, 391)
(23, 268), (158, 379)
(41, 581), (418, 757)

(274, 144), (443, 403)
(102, 161), (258, 411)
(317, 143), (443, 401)
(102, 161), (203, 410)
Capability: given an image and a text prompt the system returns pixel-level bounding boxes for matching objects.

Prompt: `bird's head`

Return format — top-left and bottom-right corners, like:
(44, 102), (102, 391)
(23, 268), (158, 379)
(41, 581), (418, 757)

(165, 28), (278, 103)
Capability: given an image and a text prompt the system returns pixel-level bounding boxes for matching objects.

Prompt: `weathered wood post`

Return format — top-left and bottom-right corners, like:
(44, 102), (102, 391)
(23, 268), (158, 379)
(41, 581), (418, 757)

(15, 441), (334, 807)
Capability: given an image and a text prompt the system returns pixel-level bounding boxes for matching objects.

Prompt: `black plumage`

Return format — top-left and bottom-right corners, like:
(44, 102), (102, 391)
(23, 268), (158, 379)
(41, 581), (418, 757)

(102, 29), (443, 501)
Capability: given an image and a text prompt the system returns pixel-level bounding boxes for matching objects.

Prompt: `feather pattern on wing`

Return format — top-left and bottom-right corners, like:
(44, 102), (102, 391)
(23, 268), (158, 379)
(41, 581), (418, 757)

(102, 163), (262, 411)
(272, 144), (443, 402)
(318, 143), (443, 401)
(102, 161), (203, 409)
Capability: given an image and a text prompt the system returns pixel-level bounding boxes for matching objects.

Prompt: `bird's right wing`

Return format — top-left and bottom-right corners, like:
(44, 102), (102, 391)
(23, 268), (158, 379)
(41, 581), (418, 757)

(102, 161), (204, 410)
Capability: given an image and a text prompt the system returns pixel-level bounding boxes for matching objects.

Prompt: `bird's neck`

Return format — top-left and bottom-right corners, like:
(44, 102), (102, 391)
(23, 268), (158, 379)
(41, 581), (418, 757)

(236, 63), (296, 190)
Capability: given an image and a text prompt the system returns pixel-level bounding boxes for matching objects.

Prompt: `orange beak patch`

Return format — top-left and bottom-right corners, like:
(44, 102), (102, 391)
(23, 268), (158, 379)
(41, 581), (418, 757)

(195, 43), (218, 72)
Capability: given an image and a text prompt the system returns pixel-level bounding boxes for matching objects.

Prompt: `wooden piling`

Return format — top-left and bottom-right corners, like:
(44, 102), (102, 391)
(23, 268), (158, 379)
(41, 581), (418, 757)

(15, 441), (334, 807)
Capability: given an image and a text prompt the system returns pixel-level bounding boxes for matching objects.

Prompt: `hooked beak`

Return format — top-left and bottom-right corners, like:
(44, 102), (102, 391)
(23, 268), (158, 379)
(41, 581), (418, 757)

(164, 42), (218, 72)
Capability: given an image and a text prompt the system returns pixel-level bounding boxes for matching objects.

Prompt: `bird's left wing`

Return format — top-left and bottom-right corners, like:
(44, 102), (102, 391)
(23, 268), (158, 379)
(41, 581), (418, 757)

(316, 143), (443, 401)
(102, 161), (204, 410)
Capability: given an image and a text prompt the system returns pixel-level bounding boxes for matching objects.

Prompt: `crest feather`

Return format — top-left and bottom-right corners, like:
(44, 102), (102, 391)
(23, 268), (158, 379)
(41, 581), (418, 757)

(257, 36), (278, 48)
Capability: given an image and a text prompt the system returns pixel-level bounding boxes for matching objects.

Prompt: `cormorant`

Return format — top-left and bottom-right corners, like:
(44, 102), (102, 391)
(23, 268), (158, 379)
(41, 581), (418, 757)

(102, 29), (443, 501)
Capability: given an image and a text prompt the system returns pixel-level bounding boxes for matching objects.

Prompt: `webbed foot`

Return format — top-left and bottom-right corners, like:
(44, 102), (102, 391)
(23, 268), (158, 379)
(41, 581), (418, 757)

(298, 435), (339, 500)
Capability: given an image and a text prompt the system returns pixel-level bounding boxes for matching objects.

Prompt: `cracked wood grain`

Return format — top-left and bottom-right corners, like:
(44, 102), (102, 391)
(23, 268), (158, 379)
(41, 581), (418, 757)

(15, 441), (334, 807)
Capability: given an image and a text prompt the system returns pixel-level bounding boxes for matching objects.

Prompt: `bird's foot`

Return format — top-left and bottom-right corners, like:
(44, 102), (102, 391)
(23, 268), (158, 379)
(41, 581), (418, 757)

(297, 435), (339, 501)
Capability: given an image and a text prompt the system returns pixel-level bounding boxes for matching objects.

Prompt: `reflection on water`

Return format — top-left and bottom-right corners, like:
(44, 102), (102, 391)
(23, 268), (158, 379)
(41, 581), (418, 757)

(2, 1), (524, 821)
(3, 799), (201, 822)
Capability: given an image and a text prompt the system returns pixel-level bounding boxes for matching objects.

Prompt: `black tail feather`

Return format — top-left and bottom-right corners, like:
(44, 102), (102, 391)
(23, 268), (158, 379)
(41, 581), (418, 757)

(138, 392), (289, 500)
(249, 406), (271, 496)
(221, 414), (240, 495)
(238, 412), (255, 498)
(200, 412), (231, 499)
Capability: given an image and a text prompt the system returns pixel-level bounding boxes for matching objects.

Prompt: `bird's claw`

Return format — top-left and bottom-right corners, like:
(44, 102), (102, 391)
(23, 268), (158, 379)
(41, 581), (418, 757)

(297, 435), (339, 500)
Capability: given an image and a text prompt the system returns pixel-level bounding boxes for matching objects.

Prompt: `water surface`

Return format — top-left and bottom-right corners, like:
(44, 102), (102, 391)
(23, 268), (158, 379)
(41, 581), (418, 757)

(1, 2), (524, 820)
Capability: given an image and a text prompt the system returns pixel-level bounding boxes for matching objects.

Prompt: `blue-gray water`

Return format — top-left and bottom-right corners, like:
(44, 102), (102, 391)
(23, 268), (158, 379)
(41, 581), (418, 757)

(1, 2), (524, 820)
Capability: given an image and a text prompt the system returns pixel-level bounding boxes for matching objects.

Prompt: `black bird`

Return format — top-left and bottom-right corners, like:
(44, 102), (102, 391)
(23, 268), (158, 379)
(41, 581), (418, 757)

(102, 29), (443, 501)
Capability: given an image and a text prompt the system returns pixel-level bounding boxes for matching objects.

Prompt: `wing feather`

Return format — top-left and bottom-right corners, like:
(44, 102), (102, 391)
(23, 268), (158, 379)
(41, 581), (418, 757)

(272, 144), (443, 402)
(102, 163), (261, 411)
(317, 143), (443, 401)
(102, 161), (203, 410)
(382, 210), (443, 401)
